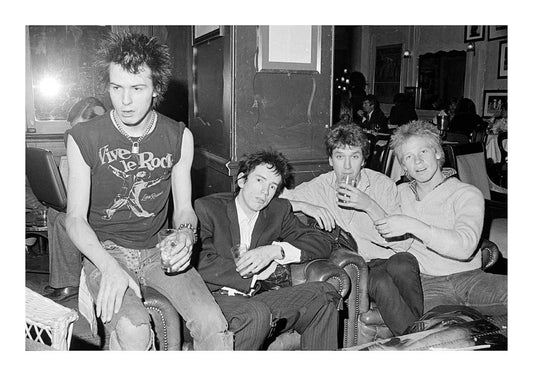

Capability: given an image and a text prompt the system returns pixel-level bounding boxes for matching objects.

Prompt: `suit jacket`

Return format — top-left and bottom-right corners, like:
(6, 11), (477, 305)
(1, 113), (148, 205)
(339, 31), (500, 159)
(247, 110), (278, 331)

(194, 192), (331, 293)
(361, 108), (389, 133)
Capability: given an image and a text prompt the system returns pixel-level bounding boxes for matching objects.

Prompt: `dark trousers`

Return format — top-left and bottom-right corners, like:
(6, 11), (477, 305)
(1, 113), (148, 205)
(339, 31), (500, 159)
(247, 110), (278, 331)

(47, 208), (82, 288)
(367, 252), (423, 335)
(213, 281), (340, 350)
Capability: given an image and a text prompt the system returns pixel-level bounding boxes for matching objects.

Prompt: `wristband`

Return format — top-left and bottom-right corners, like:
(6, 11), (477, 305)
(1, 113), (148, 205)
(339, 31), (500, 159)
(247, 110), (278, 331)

(177, 223), (197, 244)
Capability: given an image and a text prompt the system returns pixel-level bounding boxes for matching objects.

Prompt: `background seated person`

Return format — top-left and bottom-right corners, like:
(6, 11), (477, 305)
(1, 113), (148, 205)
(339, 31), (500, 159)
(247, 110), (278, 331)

(280, 124), (423, 336)
(374, 120), (507, 316)
(388, 93), (418, 127)
(357, 94), (389, 133)
(195, 150), (341, 350)
(447, 97), (485, 138)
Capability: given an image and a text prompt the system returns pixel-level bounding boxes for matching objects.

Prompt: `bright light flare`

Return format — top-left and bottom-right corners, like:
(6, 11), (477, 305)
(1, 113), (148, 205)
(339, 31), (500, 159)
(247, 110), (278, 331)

(37, 76), (62, 98)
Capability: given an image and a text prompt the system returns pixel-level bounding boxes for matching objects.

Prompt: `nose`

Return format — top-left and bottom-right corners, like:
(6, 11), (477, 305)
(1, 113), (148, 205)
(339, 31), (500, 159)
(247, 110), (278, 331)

(121, 89), (132, 105)
(343, 157), (352, 170)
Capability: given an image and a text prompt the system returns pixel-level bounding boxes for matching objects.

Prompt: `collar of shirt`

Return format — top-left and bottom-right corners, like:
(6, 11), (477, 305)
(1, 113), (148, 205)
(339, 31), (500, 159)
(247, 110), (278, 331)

(235, 197), (260, 248)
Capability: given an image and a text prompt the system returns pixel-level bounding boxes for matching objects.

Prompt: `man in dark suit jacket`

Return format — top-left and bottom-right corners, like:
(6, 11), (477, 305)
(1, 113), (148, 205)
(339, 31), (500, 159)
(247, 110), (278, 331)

(195, 150), (340, 350)
(358, 94), (389, 133)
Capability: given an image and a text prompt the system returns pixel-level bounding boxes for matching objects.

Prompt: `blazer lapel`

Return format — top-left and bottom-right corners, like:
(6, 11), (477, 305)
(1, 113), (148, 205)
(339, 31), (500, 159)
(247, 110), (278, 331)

(250, 209), (269, 249)
(226, 200), (241, 246)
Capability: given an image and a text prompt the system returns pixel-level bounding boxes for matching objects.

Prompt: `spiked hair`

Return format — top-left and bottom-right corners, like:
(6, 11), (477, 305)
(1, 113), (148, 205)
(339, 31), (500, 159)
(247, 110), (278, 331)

(96, 32), (172, 107)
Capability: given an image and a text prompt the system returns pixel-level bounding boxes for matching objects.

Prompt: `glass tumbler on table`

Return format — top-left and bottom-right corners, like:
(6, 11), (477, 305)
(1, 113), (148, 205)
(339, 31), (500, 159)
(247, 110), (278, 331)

(158, 229), (178, 274)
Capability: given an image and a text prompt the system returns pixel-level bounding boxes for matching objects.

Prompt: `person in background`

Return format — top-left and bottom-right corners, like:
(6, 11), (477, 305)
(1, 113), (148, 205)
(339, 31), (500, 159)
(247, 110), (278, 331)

(374, 121), (507, 316)
(280, 124), (423, 336)
(42, 97), (107, 302)
(348, 71), (367, 124)
(388, 93), (418, 127)
(357, 94), (389, 133)
(447, 97), (485, 137)
(65, 32), (232, 350)
(195, 150), (340, 350)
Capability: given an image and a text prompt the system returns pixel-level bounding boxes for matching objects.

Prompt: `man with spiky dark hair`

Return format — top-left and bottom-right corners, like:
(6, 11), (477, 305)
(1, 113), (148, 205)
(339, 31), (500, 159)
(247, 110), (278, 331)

(65, 32), (232, 350)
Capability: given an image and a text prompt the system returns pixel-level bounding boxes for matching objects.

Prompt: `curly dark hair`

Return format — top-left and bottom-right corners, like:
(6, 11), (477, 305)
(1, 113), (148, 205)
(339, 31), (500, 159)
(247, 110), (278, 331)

(95, 32), (172, 107)
(236, 149), (294, 196)
(325, 123), (370, 160)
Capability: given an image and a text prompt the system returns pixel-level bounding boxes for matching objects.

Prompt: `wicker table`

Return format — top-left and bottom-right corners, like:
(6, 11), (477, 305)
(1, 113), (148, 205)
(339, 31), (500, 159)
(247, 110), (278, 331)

(25, 287), (78, 350)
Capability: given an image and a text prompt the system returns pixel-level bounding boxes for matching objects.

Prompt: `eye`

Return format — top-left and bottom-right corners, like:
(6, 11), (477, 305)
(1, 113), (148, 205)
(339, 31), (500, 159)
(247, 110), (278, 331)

(352, 154), (360, 159)
(110, 85), (119, 91)
(269, 184), (277, 191)
(335, 154), (342, 159)
(134, 87), (143, 91)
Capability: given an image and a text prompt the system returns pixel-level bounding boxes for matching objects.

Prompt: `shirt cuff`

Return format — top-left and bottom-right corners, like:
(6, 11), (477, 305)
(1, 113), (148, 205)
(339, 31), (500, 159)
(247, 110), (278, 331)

(272, 241), (301, 264)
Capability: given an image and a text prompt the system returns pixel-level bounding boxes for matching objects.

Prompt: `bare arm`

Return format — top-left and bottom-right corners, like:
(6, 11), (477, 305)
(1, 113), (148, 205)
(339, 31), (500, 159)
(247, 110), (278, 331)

(164, 128), (197, 273)
(65, 135), (140, 323)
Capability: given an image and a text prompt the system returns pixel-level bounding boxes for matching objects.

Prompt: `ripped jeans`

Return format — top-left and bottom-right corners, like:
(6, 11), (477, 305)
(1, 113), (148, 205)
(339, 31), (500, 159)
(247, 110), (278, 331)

(83, 240), (233, 350)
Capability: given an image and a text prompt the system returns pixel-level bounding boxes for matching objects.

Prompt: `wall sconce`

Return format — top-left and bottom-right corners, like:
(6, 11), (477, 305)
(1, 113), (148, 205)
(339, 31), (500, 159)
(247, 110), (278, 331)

(466, 42), (476, 55)
(403, 50), (412, 59)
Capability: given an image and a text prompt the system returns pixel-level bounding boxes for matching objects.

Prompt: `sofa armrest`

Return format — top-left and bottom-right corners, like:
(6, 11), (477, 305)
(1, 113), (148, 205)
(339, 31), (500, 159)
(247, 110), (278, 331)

(290, 259), (350, 299)
(142, 286), (182, 351)
(327, 247), (369, 347)
(478, 238), (500, 271)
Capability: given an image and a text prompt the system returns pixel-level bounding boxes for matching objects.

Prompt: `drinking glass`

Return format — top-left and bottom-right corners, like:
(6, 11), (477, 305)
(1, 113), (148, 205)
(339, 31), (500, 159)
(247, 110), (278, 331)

(158, 229), (178, 274)
(230, 244), (251, 278)
(338, 172), (356, 206)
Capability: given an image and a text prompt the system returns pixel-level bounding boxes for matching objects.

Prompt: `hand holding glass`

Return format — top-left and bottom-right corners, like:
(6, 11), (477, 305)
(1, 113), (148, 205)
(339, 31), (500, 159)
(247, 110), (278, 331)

(338, 173), (356, 206)
(231, 244), (251, 278)
(158, 229), (178, 274)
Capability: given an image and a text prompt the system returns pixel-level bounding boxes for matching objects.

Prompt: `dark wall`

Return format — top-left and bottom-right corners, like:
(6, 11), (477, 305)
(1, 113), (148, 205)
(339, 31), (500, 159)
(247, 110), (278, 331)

(190, 26), (334, 198)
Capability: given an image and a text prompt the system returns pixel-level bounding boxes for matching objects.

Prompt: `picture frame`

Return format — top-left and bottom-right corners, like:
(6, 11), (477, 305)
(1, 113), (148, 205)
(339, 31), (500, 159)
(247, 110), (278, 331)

(498, 41), (508, 79)
(482, 90), (507, 118)
(488, 25), (507, 41)
(257, 25), (321, 73)
(464, 26), (485, 42)
(192, 25), (224, 46)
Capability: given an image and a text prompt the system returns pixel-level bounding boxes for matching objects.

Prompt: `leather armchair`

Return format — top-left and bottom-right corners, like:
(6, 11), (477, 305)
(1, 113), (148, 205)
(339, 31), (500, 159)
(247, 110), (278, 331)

(343, 238), (502, 345)
(142, 258), (351, 351)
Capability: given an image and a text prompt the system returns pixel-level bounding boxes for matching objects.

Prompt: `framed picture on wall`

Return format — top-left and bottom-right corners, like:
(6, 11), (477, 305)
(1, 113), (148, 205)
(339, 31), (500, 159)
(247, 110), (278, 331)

(498, 41), (508, 79)
(257, 25), (321, 73)
(482, 90), (507, 118)
(464, 26), (485, 42)
(488, 26), (507, 41)
(192, 26), (224, 45)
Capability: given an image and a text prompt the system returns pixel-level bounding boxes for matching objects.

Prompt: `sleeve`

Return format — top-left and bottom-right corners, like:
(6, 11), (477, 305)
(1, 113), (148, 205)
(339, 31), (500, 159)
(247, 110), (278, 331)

(276, 200), (331, 262)
(195, 199), (252, 293)
(279, 177), (322, 204)
(424, 187), (484, 260)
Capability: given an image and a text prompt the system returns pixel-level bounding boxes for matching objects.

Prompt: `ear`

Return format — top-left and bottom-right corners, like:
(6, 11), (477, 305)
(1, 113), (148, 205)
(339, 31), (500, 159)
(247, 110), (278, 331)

(328, 157), (333, 167)
(237, 172), (246, 189)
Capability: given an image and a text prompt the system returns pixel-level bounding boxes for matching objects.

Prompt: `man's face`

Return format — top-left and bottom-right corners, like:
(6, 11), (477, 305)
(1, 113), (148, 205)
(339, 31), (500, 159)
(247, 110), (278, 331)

(329, 145), (365, 182)
(362, 100), (373, 113)
(398, 136), (441, 184)
(109, 62), (157, 126)
(236, 164), (281, 217)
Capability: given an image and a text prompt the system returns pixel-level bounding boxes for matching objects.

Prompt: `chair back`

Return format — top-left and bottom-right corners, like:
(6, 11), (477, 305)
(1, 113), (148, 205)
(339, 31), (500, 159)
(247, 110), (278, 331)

(367, 135), (391, 173)
(497, 132), (508, 165)
(444, 143), (491, 199)
(26, 148), (67, 212)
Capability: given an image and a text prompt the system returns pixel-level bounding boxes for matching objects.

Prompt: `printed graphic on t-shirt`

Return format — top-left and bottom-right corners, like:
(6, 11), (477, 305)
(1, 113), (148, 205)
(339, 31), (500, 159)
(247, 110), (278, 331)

(98, 145), (173, 220)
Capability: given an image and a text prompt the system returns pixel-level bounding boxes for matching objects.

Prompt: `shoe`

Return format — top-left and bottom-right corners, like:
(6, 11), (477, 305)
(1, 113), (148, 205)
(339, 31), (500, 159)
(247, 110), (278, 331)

(43, 286), (79, 303)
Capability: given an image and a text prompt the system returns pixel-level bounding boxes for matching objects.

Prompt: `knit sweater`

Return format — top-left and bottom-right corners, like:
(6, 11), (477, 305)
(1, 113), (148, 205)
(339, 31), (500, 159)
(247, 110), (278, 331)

(398, 177), (484, 276)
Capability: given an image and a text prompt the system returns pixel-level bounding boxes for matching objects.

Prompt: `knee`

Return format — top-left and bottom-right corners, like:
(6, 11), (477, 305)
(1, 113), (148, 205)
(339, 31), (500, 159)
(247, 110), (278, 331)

(230, 301), (271, 338)
(189, 305), (229, 336)
(368, 271), (393, 298)
(388, 253), (420, 275)
(110, 316), (152, 350)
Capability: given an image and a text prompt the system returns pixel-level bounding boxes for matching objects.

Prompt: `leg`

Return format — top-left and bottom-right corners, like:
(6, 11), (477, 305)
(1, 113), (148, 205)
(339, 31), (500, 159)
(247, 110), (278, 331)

(253, 282), (340, 350)
(420, 274), (459, 312)
(368, 257), (421, 335)
(83, 258), (152, 350)
(213, 294), (271, 350)
(450, 269), (507, 316)
(143, 256), (232, 350)
(45, 209), (81, 301)
(385, 253), (424, 320)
